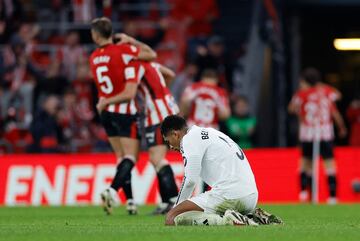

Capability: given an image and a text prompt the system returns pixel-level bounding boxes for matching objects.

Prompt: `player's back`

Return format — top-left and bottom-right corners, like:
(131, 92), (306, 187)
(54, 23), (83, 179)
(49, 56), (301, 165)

(184, 82), (228, 129)
(126, 60), (179, 126)
(183, 125), (258, 199)
(295, 84), (339, 141)
(141, 61), (171, 98)
(89, 43), (139, 98)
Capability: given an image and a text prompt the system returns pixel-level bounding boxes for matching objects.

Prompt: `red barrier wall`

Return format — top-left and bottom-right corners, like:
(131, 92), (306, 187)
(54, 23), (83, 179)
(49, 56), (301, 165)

(0, 148), (359, 206)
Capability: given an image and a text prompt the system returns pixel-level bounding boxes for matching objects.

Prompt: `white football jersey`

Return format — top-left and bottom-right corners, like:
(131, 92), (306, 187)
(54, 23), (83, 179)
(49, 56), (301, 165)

(175, 125), (258, 205)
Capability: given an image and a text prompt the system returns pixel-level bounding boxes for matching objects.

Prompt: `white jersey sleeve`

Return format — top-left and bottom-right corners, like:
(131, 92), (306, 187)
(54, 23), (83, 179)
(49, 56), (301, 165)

(175, 128), (207, 206)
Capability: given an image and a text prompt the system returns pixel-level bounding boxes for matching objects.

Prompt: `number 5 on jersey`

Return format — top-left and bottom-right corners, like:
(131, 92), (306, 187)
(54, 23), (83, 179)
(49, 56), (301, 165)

(96, 66), (114, 94)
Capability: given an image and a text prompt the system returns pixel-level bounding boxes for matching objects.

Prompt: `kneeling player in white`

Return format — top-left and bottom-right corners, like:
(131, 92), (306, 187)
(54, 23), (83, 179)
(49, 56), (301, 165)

(161, 115), (282, 226)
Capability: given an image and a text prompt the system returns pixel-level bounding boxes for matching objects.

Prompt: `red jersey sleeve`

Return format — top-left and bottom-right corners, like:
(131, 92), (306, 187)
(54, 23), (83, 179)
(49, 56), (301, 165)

(326, 87), (340, 102)
(220, 89), (230, 108)
(125, 61), (146, 85)
(291, 91), (304, 109)
(117, 43), (140, 65)
(182, 85), (195, 100)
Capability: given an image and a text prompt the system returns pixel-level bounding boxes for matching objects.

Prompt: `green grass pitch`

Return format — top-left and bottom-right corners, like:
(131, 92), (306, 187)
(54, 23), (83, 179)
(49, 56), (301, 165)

(0, 204), (359, 241)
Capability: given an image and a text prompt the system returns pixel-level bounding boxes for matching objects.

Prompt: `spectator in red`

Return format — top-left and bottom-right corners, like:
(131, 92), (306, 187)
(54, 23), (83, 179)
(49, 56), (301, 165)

(347, 97), (360, 146)
(56, 30), (88, 81)
(72, 0), (96, 23)
(171, 0), (219, 37)
(1, 107), (33, 153)
(58, 88), (94, 152)
(72, 63), (96, 121)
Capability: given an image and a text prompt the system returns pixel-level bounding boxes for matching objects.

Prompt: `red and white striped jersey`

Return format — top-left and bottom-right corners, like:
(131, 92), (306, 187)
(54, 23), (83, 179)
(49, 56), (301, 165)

(182, 82), (229, 129)
(125, 61), (179, 127)
(290, 84), (340, 141)
(89, 43), (139, 115)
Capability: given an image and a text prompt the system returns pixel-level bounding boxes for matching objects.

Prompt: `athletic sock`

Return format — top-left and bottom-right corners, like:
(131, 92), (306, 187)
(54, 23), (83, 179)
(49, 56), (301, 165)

(157, 165), (178, 203)
(110, 158), (135, 192)
(327, 174), (337, 198)
(122, 171), (133, 199)
(174, 211), (226, 226)
(307, 174), (313, 190)
(300, 171), (308, 191)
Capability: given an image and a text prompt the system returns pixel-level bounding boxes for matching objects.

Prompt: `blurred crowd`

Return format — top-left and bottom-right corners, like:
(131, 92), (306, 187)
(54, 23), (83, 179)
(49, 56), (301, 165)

(0, 0), (359, 153)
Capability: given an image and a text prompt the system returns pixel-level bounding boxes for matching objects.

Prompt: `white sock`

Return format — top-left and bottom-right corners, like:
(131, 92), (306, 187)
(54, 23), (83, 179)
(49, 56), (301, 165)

(174, 211), (229, 226)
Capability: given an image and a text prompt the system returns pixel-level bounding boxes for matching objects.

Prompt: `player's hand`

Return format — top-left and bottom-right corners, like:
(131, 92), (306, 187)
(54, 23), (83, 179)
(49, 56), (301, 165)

(338, 126), (347, 139)
(113, 33), (132, 45)
(96, 97), (108, 114)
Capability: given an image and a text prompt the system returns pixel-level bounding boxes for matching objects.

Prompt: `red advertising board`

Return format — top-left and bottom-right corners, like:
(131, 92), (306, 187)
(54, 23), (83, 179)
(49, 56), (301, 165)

(0, 148), (359, 206)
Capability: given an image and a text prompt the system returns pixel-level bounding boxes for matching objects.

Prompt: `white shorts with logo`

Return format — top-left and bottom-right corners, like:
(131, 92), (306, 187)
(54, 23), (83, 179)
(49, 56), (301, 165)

(189, 190), (258, 215)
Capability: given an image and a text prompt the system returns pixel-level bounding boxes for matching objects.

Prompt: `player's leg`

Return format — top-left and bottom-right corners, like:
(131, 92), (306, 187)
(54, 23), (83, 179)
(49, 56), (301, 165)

(119, 136), (140, 214)
(299, 142), (313, 202)
(167, 192), (258, 226)
(321, 141), (337, 204)
(165, 200), (203, 225)
(99, 136), (125, 215)
(146, 125), (178, 214)
(149, 145), (178, 214)
(99, 112), (139, 215)
(214, 192), (258, 216)
(166, 200), (239, 226)
(116, 116), (140, 214)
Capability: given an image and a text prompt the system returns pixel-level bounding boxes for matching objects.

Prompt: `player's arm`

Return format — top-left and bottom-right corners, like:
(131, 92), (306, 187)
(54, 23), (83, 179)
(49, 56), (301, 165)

(159, 64), (176, 86)
(179, 87), (193, 117)
(331, 107), (347, 138)
(175, 153), (202, 206)
(179, 94), (191, 118)
(115, 33), (157, 61)
(218, 106), (230, 120)
(96, 66), (139, 113)
(216, 94), (230, 121)
(288, 95), (300, 114)
(101, 82), (137, 105)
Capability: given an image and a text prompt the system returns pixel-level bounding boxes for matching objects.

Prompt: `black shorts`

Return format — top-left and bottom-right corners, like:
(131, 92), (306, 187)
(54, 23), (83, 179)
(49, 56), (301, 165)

(100, 111), (140, 139)
(144, 124), (164, 148)
(301, 141), (334, 160)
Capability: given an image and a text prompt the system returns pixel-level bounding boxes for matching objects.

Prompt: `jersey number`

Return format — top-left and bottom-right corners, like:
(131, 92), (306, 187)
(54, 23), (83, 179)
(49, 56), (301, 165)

(304, 100), (330, 124)
(194, 98), (216, 123)
(96, 66), (114, 94)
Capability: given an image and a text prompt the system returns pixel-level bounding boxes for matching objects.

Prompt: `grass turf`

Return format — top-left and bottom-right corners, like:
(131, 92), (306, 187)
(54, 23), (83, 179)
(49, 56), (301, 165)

(0, 204), (359, 241)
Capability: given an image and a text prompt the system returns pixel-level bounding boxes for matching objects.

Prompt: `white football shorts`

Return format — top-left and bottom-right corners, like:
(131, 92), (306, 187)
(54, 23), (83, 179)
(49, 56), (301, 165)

(189, 190), (258, 215)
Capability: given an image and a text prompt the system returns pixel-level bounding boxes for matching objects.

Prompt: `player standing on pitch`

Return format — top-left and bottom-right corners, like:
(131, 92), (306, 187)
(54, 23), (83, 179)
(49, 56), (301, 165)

(89, 17), (156, 215)
(180, 69), (230, 130)
(97, 59), (180, 214)
(161, 115), (282, 226)
(288, 68), (347, 204)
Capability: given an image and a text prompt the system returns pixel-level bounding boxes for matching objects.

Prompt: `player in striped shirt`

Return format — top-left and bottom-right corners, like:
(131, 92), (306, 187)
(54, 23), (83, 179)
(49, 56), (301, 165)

(97, 59), (180, 214)
(288, 68), (347, 204)
(89, 17), (156, 215)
